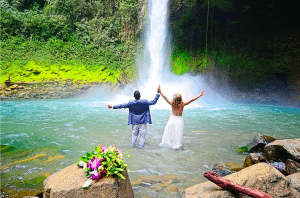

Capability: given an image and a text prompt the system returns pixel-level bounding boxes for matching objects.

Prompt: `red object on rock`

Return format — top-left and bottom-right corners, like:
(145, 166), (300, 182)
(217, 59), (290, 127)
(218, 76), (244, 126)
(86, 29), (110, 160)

(203, 171), (273, 198)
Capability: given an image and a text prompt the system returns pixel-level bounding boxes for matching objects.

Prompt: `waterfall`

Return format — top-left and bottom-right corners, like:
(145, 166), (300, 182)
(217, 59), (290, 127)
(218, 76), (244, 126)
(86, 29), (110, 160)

(143, 0), (170, 84)
(108, 0), (227, 108)
(136, 0), (204, 108)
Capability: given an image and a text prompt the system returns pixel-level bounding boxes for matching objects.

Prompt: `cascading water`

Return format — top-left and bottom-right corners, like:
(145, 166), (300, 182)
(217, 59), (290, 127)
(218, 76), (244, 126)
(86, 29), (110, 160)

(142, 0), (169, 84)
(135, 0), (229, 109)
(111, 0), (226, 108)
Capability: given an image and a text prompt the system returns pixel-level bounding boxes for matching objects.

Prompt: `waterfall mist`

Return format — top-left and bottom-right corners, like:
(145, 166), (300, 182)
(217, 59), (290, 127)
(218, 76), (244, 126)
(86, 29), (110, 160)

(84, 0), (230, 109)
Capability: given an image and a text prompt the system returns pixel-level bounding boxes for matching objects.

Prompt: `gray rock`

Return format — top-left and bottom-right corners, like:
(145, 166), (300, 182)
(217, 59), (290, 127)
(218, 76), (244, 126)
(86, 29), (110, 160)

(18, 92), (26, 98)
(264, 139), (300, 163)
(286, 159), (300, 175)
(24, 94), (31, 99)
(211, 163), (238, 177)
(23, 197), (40, 198)
(243, 153), (266, 167)
(247, 133), (276, 152)
(286, 172), (300, 193)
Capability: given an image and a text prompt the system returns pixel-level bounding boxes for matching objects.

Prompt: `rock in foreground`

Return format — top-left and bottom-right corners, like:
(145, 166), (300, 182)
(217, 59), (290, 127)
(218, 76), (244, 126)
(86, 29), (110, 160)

(264, 139), (300, 163)
(182, 163), (300, 198)
(43, 163), (133, 198)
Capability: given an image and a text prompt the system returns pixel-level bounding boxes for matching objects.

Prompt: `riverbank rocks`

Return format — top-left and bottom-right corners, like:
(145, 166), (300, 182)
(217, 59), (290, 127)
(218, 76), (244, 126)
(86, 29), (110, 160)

(264, 139), (300, 163)
(0, 81), (92, 100)
(247, 133), (276, 152)
(237, 136), (300, 175)
(43, 163), (133, 198)
(287, 172), (300, 192)
(131, 175), (186, 197)
(212, 162), (243, 176)
(286, 159), (300, 175)
(243, 153), (266, 167)
(182, 163), (300, 198)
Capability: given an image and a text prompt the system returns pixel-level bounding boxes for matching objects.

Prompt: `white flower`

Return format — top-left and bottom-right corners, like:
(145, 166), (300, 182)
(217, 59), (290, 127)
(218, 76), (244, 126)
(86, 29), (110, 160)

(78, 161), (87, 169)
(82, 178), (93, 188)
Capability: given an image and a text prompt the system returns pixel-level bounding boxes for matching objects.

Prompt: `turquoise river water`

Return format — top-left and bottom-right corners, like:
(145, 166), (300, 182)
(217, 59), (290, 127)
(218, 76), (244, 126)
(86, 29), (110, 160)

(1, 87), (300, 197)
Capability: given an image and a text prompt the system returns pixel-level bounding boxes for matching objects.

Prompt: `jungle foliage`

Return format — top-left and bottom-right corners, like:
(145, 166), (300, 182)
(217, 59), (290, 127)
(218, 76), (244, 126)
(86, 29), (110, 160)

(1, 0), (299, 88)
(169, 0), (300, 87)
(0, 0), (142, 84)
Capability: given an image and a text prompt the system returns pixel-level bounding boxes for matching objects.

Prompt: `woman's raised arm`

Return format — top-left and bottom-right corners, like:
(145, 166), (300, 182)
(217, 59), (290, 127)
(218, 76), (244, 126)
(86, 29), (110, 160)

(184, 91), (204, 106)
(158, 86), (172, 105)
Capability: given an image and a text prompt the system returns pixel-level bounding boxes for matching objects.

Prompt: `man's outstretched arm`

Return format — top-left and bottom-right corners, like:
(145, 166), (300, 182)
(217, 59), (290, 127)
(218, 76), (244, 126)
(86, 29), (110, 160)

(148, 85), (161, 105)
(107, 103), (130, 109)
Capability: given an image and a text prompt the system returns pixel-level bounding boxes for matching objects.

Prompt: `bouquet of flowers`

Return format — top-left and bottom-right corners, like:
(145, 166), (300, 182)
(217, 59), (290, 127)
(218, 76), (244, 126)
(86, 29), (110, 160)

(77, 145), (130, 188)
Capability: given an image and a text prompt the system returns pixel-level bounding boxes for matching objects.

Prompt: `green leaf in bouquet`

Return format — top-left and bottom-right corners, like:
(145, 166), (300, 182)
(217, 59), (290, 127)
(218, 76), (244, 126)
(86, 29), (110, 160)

(86, 172), (91, 178)
(95, 146), (102, 154)
(80, 156), (88, 162)
(117, 173), (125, 180)
(86, 152), (92, 159)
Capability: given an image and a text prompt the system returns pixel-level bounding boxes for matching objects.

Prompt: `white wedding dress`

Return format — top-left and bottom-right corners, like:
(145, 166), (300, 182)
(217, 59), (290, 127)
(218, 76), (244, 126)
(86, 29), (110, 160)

(160, 114), (184, 149)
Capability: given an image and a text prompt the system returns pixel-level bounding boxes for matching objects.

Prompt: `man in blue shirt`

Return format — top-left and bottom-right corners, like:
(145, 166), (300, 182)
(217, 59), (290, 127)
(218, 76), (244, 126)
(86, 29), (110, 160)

(108, 86), (161, 149)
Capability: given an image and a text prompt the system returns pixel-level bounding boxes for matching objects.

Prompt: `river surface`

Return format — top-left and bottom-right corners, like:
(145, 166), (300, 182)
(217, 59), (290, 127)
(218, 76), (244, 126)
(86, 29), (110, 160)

(1, 89), (300, 197)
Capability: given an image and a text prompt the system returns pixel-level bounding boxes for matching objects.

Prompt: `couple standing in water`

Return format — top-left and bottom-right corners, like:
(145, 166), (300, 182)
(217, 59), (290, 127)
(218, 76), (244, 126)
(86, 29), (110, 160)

(108, 86), (204, 149)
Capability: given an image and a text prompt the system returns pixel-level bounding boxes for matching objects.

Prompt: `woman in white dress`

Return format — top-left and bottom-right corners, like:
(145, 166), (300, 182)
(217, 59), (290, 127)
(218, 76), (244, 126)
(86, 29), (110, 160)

(158, 86), (204, 149)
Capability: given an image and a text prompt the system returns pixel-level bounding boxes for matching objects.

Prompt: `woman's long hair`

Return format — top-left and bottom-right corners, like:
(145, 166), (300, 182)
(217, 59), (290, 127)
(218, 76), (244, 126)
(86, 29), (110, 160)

(172, 93), (182, 106)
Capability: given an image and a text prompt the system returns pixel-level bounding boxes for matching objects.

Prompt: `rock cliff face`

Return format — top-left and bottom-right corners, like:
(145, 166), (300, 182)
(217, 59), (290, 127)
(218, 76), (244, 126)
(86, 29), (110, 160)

(43, 163), (133, 198)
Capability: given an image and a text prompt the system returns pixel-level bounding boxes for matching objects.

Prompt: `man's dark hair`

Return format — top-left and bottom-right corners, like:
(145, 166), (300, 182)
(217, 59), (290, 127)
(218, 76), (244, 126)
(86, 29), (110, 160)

(134, 90), (140, 100)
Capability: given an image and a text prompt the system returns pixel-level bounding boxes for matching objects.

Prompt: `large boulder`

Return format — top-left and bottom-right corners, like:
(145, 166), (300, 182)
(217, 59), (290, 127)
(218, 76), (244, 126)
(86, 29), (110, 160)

(286, 172), (300, 193)
(182, 163), (300, 198)
(264, 139), (300, 163)
(43, 163), (133, 198)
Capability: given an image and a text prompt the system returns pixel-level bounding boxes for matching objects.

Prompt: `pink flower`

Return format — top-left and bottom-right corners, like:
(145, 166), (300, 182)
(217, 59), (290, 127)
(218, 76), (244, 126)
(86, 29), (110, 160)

(89, 168), (107, 180)
(89, 170), (100, 180)
(101, 145), (108, 153)
(87, 157), (101, 170)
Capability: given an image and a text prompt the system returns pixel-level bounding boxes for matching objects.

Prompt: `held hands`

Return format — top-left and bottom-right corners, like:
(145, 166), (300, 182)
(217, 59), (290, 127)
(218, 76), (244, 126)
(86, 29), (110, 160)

(157, 85), (161, 93)
(107, 104), (112, 108)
